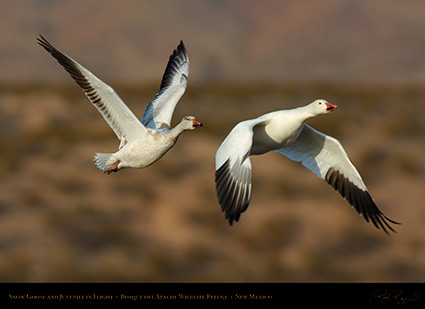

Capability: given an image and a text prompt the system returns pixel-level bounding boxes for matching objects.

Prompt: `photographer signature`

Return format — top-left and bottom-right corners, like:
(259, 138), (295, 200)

(370, 289), (420, 305)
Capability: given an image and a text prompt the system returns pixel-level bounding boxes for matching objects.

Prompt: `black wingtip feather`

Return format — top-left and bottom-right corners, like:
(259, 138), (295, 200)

(37, 35), (120, 134)
(325, 167), (400, 235)
(215, 160), (251, 225)
(158, 41), (189, 92)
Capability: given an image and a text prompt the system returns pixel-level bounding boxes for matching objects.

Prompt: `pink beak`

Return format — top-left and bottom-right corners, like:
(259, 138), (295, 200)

(192, 119), (203, 128)
(325, 103), (337, 112)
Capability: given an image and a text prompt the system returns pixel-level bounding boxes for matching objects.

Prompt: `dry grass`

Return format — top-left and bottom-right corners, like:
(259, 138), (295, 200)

(0, 82), (424, 282)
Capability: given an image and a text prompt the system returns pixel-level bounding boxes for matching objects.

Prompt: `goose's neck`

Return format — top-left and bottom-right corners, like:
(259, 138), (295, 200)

(293, 105), (316, 121)
(168, 122), (186, 141)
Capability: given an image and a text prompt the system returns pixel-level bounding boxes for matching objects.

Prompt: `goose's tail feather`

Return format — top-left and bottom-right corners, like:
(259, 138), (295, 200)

(94, 153), (115, 172)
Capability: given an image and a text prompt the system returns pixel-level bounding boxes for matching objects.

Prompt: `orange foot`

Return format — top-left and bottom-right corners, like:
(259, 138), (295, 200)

(106, 160), (121, 174)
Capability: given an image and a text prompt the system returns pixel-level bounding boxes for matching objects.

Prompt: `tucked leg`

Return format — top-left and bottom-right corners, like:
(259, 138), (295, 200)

(106, 160), (121, 174)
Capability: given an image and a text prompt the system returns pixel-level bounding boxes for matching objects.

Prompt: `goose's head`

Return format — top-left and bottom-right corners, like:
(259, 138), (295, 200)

(181, 116), (203, 131)
(310, 99), (337, 115)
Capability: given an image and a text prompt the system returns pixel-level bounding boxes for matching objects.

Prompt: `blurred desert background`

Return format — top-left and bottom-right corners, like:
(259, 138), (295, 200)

(1, 0), (425, 282)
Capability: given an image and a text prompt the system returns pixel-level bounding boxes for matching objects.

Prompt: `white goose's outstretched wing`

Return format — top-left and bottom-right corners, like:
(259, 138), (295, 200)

(215, 117), (271, 224)
(37, 35), (146, 143)
(141, 41), (189, 130)
(276, 124), (400, 234)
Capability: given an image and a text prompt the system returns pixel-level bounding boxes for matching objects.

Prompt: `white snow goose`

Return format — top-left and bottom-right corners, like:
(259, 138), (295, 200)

(215, 99), (399, 234)
(38, 35), (202, 174)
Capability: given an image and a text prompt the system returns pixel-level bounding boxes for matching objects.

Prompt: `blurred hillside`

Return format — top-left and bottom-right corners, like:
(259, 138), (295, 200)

(2, 0), (425, 84)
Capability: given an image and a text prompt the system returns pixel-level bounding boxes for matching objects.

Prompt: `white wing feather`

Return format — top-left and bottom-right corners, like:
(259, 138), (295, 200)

(276, 124), (399, 233)
(38, 36), (146, 143)
(141, 41), (189, 130)
(276, 124), (366, 189)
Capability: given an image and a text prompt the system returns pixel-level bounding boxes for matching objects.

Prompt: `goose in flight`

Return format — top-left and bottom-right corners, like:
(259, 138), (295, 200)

(215, 99), (399, 234)
(38, 35), (202, 174)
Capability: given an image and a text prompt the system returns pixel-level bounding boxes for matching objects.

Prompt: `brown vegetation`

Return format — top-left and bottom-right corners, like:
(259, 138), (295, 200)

(0, 82), (424, 282)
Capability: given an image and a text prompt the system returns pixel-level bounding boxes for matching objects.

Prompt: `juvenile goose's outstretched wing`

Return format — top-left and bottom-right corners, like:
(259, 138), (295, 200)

(37, 35), (146, 143)
(141, 41), (189, 130)
(276, 124), (400, 234)
(215, 116), (271, 224)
